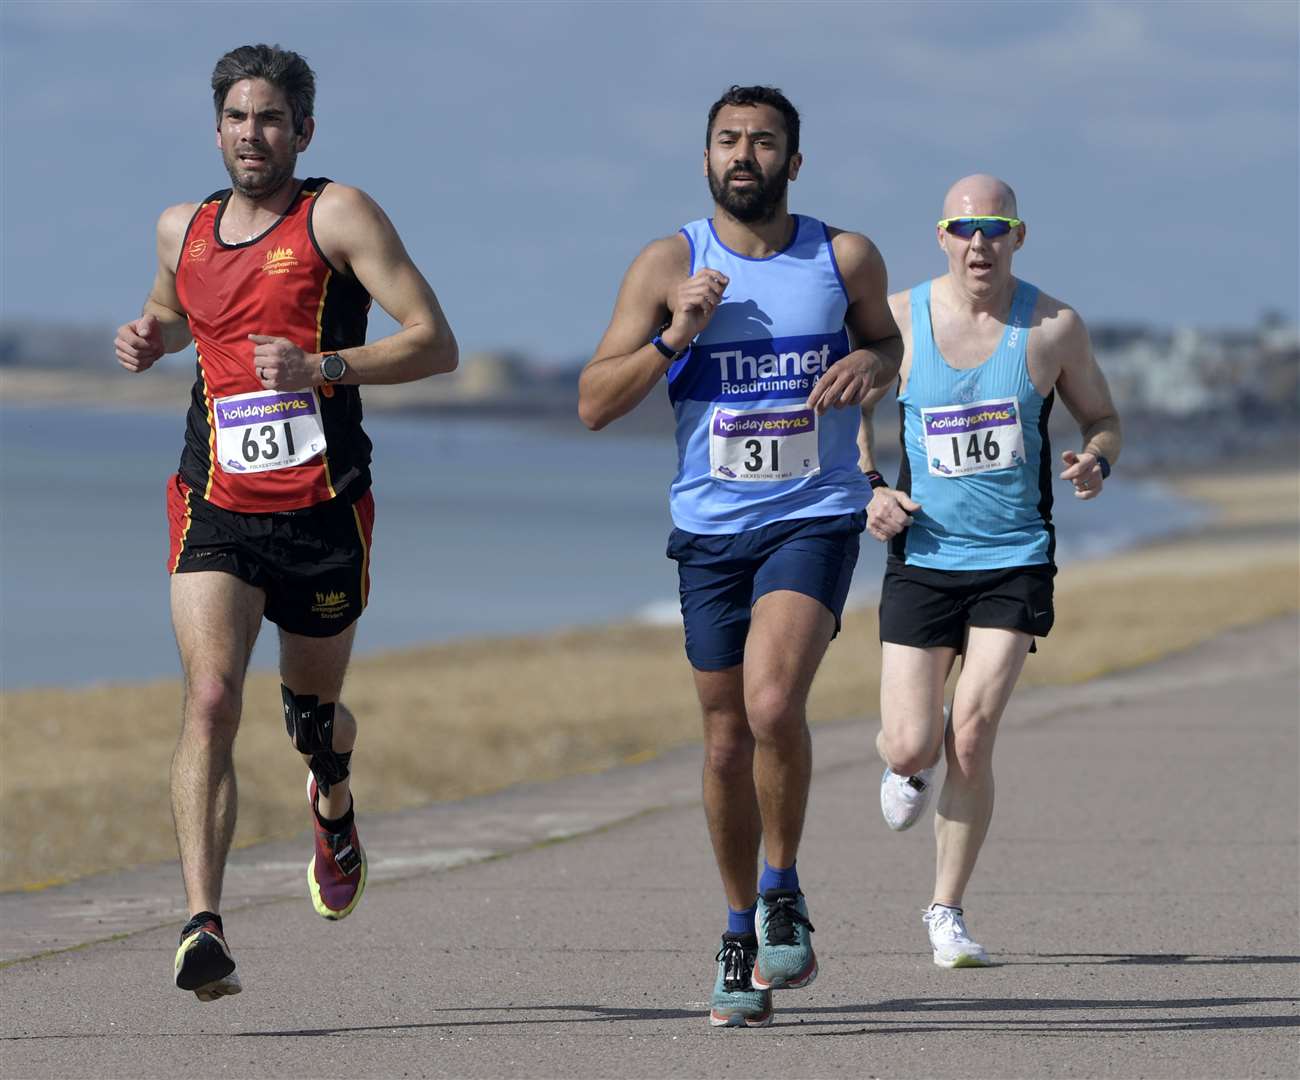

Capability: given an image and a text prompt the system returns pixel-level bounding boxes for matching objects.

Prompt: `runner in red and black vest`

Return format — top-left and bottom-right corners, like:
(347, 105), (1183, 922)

(113, 43), (458, 1002)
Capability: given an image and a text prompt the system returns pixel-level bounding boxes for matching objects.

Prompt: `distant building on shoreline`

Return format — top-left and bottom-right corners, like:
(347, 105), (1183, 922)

(1093, 311), (1298, 420)
(2, 313), (1297, 422)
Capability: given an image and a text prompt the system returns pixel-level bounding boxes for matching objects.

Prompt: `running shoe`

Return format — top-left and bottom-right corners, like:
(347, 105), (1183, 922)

(880, 764), (937, 831)
(174, 911), (241, 1001)
(879, 706), (949, 831)
(307, 774), (367, 920)
(923, 903), (990, 968)
(709, 932), (772, 1028)
(751, 889), (817, 990)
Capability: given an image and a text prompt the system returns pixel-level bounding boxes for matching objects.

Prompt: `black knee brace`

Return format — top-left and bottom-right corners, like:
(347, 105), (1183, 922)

(282, 686), (352, 796)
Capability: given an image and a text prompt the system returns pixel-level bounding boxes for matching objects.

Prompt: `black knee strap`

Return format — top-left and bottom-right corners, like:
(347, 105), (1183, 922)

(282, 686), (351, 795)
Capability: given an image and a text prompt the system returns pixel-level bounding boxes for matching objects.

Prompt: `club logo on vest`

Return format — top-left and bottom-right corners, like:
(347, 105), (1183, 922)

(262, 246), (298, 276)
(188, 238), (208, 260)
(714, 343), (831, 395)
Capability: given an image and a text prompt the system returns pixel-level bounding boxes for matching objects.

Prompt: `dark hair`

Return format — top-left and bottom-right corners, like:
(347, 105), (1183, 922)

(706, 85), (800, 157)
(211, 44), (316, 134)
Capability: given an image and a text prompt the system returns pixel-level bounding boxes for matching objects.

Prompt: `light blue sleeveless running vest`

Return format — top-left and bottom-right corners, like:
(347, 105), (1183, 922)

(666, 216), (871, 534)
(892, 278), (1055, 570)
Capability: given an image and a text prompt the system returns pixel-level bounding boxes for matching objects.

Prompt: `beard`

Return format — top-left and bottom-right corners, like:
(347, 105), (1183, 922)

(708, 158), (790, 223)
(222, 145), (297, 201)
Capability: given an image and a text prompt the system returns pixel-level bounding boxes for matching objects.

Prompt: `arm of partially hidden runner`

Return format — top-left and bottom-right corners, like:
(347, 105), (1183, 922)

(806, 230), (903, 415)
(114, 203), (196, 373)
(578, 234), (726, 431)
(252, 182), (458, 390)
(1037, 298), (1123, 501)
(862, 290), (920, 541)
(857, 383), (893, 474)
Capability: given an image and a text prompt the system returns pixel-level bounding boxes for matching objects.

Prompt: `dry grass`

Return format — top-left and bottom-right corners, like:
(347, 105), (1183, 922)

(3, 469), (1296, 891)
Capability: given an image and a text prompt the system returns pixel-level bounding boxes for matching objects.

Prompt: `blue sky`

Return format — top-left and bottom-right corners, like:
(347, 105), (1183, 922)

(2, 0), (1296, 363)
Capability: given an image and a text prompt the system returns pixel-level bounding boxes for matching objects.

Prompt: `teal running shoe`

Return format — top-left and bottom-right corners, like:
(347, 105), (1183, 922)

(752, 889), (817, 990)
(709, 932), (772, 1028)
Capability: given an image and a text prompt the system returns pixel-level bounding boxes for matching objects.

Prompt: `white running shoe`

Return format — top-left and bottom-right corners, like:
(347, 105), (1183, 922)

(923, 904), (990, 968)
(879, 706), (950, 831)
(879, 764), (936, 831)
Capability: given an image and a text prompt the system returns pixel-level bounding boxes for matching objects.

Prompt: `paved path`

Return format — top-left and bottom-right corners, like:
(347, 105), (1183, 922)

(3, 617), (1297, 1078)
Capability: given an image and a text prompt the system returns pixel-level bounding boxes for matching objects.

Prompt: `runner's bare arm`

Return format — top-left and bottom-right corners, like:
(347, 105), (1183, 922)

(579, 235), (726, 431)
(858, 291), (911, 473)
(857, 383), (895, 473)
(807, 231), (902, 415)
(1040, 300), (1123, 499)
(253, 183), (457, 389)
(862, 291), (919, 539)
(114, 203), (195, 372)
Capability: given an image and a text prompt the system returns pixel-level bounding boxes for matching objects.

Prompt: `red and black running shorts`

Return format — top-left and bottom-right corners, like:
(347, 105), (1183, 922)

(166, 473), (374, 638)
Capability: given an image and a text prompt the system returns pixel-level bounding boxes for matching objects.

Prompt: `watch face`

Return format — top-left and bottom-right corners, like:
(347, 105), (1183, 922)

(322, 354), (346, 381)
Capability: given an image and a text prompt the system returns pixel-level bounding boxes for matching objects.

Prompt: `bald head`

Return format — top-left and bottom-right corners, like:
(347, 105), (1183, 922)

(942, 174), (1018, 219)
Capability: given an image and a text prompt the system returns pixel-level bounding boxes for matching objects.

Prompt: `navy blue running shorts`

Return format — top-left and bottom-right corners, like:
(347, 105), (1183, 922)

(878, 557), (1055, 651)
(666, 510), (866, 672)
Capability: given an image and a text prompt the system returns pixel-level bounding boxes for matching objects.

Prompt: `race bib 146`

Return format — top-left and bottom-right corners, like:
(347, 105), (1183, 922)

(921, 397), (1025, 477)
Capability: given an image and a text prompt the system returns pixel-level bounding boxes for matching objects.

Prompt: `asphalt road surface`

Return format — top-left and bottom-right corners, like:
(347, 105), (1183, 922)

(3, 617), (1296, 1079)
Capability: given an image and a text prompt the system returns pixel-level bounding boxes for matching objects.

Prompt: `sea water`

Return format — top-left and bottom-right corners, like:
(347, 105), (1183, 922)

(0, 404), (1208, 689)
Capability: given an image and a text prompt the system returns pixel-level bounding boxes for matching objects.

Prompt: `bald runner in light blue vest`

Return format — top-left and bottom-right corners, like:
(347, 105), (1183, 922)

(859, 174), (1123, 969)
(580, 86), (901, 1029)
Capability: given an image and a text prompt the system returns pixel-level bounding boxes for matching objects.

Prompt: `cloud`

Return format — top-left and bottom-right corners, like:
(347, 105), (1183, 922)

(1, 0), (1295, 343)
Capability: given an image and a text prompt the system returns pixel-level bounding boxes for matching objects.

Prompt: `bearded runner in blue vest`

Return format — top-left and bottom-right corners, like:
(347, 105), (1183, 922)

(580, 86), (901, 1029)
(859, 174), (1123, 969)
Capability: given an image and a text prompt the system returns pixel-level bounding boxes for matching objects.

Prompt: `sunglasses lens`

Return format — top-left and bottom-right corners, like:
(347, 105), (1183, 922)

(947, 218), (1012, 238)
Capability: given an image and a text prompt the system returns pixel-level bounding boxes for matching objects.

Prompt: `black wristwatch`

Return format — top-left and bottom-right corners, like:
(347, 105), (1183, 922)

(320, 352), (348, 383)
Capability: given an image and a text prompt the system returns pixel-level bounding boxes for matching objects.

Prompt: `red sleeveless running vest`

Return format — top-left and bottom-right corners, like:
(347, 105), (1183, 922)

(175, 177), (372, 513)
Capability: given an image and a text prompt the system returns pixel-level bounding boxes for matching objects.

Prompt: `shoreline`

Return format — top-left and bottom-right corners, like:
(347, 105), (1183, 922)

(2, 462), (1296, 891)
(0, 470), (1221, 696)
(0, 364), (581, 419)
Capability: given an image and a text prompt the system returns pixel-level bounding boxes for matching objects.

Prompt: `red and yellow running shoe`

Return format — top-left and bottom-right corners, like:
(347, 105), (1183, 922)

(307, 774), (368, 920)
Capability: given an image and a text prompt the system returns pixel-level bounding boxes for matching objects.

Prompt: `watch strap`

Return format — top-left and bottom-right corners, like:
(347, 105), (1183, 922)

(651, 336), (686, 362)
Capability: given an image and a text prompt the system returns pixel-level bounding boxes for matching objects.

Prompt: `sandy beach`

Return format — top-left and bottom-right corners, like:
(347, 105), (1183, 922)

(2, 466), (1296, 891)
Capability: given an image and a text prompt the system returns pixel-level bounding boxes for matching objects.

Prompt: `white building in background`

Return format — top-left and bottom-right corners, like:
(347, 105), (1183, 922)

(1094, 314), (1299, 418)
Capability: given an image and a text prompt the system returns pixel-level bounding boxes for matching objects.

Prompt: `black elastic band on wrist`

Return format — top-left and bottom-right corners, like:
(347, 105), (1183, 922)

(650, 335), (682, 362)
(1096, 455), (1111, 479)
(865, 470), (887, 490)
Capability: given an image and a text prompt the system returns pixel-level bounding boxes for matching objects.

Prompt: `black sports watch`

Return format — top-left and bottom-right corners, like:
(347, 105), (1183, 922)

(320, 352), (348, 383)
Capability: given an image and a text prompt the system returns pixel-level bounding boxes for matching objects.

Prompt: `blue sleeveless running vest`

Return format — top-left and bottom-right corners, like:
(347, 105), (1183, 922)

(892, 278), (1055, 569)
(666, 216), (871, 534)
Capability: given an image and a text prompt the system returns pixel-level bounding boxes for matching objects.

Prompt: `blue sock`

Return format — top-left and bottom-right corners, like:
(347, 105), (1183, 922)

(727, 905), (757, 937)
(759, 860), (799, 894)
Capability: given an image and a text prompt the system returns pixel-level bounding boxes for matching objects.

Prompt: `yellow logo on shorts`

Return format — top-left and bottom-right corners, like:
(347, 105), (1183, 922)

(262, 246), (298, 276)
(312, 590), (350, 618)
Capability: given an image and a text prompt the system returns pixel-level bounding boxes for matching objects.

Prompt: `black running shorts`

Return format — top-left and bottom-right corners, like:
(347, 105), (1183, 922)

(166, 473), (373, 637)
(878, 557), (1055, 650)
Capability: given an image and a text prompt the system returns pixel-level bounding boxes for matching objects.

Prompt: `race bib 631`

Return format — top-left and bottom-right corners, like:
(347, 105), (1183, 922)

(213, 389), (327, 474)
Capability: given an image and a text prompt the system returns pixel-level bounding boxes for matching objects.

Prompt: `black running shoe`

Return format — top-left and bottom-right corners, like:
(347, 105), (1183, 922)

(174, 911), (241, 1001)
